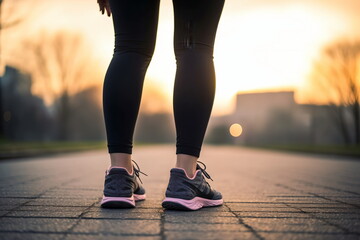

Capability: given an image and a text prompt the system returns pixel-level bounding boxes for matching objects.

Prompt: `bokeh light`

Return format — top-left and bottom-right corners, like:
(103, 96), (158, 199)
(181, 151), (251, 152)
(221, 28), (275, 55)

(229, 123), (243, 137)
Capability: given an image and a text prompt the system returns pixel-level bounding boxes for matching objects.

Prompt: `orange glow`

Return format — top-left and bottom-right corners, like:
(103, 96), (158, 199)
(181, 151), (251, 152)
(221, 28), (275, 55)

(3, 0), (360, 114)
(229, 123), (243, 137)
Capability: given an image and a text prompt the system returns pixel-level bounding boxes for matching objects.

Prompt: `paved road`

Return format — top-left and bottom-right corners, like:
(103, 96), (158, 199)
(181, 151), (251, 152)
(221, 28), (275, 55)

(0, 145), (359, 240)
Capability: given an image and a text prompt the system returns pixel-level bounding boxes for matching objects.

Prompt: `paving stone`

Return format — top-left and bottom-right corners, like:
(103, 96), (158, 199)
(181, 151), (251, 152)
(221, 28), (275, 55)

(325, 219), (360, 234)
(228, 206), (302, 212)
(0, 233), (65, 240)
(64, 235), (161, 240)
(259, 233), (360, 240)
(234, 211), (311, 218)
(0, 191), (44, 198)
(164, 215), (238, 224)
(164, 223), (249, 232)
(0, 205), (17, 210)
(0, 211), (9, 218)
(82, 211), (161, 220)
(243, 218), (344, 233)
(5, 210), (83, 218)
(0, 198), (32, 206)
(0, 146), (359, 239)
(0, 217), (76, 232)
(71, 219), (160, 235)
(226, 203), (290, 212)
(25, 198), (97, 207)
(286, 203), (354, 208)
(164, 231), (258, 240)
(330, 199), (360, 206)
(232, 209), (304, 214)
(41, 190), (100, 198)
(164, 211), (233, 217)
(311, 212), (360, 219)
(273, 197), (328, 202)
(16, 206), (87, 212)
(300, 208), (360, 213)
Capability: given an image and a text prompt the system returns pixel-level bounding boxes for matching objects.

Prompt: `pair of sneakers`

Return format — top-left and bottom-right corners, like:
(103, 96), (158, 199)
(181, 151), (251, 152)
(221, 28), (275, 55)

(100, 161), (223, 211)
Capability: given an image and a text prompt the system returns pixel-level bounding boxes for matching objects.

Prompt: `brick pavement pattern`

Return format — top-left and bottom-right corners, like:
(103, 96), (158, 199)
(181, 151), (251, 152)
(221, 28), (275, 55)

(0, 145), (359, 240)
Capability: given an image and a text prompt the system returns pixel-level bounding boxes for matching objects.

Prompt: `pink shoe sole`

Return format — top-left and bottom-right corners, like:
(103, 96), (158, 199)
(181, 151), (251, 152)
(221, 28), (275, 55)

(162, 197), (223, 211)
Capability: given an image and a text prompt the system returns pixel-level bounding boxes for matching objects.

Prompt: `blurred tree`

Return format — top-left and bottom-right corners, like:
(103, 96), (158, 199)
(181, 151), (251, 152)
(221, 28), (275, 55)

(67, 85), (105, 141)
(135, 113), (175, 143)
(132, 80), (173, 143)
(14, 30), (102, 140)
(310, 40), (360, 145)
(0, 0), (25, 31)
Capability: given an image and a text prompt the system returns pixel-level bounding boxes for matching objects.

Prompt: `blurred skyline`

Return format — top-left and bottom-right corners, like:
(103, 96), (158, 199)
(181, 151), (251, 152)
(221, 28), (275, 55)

(2, 0), (360, 115)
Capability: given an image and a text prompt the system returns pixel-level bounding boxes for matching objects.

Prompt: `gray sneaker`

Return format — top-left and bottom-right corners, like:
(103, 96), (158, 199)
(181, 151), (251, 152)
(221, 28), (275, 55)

(162, 161), (223, 210)
(100, 161), (146, 208)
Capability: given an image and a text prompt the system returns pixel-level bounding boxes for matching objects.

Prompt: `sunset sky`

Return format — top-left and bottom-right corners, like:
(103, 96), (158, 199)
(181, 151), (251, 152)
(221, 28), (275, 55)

(3, 0), (360, 115)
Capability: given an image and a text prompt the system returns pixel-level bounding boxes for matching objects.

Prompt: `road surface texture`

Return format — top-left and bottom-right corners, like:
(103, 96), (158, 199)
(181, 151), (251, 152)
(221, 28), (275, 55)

(0, 145), (359, 240)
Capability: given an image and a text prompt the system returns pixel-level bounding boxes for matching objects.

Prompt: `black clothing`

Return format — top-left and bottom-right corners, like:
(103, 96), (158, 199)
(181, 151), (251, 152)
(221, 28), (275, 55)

(103, 0), (224, 157)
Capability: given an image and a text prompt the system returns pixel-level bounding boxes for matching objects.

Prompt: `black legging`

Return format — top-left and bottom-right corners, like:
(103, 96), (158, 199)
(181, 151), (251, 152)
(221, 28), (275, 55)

(103, 0), (224, 158)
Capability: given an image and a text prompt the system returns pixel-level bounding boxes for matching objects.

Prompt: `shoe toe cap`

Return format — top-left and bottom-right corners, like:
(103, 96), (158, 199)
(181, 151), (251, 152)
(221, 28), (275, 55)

(135, 185), (146, 195)
(212, 190), (223, 200)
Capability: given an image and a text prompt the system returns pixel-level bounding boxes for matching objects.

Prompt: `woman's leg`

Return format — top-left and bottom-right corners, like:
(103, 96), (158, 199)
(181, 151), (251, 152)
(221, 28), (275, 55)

(103, 0), (160, 171)
(172, 0), (225, 175)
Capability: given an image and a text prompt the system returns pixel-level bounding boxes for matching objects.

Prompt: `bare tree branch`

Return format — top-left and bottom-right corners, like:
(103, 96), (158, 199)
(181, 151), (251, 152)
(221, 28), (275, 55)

(0, 18), (23, 30)
(309, 39), (360, 144)
(12, 30), (101, 139)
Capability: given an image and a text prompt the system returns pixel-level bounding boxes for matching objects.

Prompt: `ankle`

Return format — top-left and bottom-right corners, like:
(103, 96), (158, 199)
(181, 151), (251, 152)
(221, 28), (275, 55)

(175, 154), (198, 178)
(110, 153), (133, 174)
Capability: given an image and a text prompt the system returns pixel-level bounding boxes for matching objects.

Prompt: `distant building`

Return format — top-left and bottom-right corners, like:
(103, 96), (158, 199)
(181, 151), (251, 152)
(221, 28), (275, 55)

(1, 65), (51, 140)
(207, 91), (345, 145)
(234, 91), (297, 131)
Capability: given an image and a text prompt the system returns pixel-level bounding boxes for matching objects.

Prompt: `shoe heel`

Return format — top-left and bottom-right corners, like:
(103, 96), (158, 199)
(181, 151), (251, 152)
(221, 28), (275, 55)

(100, 196), (136, 208)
